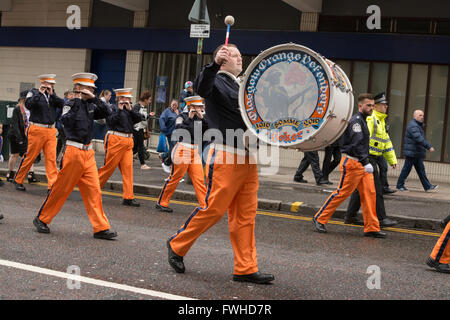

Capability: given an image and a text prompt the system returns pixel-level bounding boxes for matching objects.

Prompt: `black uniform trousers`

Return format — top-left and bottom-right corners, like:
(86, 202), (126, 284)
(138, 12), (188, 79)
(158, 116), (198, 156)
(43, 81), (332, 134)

(133, 129), (146, 165)
(294, 151), (322, 183)
(322, 145), (341, 181)
(378, 156), (390, 191)
(346, 155), (387, 221)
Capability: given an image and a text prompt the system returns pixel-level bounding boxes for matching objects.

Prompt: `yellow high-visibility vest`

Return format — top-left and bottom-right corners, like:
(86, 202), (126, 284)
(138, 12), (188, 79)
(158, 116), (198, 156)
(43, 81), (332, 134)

(366, 110), (398, 166)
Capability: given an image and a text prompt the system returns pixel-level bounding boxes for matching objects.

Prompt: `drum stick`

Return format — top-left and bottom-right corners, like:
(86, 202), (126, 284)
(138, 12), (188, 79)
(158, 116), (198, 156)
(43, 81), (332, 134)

(224, 15), (235, 46)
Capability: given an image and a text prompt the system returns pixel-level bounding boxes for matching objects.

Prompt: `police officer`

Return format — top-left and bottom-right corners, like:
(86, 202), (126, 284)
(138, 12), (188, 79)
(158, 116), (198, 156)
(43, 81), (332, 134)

(32, 73), (117, 240)
(312, 93), (386, 238)
(98, 88), (143, 207)
(14, 74), (64, 191)
(156, 95), (208, 212)
(345, 92), (398, 227)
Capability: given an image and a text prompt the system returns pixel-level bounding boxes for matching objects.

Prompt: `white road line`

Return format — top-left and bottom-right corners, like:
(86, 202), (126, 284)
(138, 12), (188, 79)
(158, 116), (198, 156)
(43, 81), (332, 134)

(0, 259), (195, 300)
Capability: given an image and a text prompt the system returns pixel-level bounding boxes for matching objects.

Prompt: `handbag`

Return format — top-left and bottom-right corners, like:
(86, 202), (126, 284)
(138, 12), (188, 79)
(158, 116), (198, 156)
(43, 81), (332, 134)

(143, 128), (151, 140)
(156, 132), (168, 153)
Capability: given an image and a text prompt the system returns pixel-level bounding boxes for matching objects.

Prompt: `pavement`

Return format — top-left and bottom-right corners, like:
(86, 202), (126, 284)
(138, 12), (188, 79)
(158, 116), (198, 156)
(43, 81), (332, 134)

(1, 149), (448, 232)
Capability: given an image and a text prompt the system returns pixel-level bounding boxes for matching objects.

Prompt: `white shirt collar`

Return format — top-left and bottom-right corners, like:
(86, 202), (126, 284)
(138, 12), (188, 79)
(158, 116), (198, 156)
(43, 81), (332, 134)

(217, 70), (240, 84)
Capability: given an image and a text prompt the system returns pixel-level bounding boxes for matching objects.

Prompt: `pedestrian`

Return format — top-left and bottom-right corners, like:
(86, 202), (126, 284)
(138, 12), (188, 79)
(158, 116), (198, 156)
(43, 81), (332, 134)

(159, 99), (180, 173)
(13, 74), (64, 191)
(166, 43), (274, 284)
(6, 91), (39, 184)
(426, 215), (450, 273)
(156, 95), (208, 213)
(396, 110), (438, 192)
(321, 140), (341, 184)
(56, 89), (74, 160)
(345, 92), (398, 227)
(98, 88), (142, 207)
(312, 93), (386, 238)
(132, 90), (155, 170)
(293, 151), (327, 185)
(32, 72), (117, 240)
(179, 81), (194, 112)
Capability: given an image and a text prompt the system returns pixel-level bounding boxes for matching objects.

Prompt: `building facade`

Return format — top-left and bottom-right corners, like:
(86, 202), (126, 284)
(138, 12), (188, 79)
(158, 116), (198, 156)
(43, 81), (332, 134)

(1, 0), (450, 181)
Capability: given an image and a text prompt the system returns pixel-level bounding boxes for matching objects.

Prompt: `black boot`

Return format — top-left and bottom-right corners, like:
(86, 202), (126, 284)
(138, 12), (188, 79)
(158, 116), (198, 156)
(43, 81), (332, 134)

(28, 172), (40, 183)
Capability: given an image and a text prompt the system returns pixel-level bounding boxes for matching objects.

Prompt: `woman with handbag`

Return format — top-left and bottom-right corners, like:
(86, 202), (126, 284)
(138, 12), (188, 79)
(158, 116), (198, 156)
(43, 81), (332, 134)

(132, 90), (155, 170)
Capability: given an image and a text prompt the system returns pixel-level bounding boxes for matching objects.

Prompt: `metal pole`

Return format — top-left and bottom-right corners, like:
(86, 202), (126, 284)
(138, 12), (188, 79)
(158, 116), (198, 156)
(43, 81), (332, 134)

(195, 0), (206, 77)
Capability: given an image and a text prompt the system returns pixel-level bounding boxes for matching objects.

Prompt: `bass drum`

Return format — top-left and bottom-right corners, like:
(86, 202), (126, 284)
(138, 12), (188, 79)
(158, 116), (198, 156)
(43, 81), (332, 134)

(239, 43), (354, 151)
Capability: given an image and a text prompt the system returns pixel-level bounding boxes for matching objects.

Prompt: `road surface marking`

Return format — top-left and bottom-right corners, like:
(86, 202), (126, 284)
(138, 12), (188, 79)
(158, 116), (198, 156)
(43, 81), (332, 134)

(0, 259), (195, 300)
(290, 201), (303, 212)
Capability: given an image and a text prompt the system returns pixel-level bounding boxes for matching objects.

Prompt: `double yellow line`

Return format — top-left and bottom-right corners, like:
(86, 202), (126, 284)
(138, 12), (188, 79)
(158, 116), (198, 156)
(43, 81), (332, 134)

(35, 182), (441, 238)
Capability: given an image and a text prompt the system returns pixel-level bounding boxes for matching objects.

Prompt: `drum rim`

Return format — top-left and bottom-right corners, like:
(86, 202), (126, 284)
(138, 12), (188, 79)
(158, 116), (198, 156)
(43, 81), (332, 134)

(239, 42), (337, 148)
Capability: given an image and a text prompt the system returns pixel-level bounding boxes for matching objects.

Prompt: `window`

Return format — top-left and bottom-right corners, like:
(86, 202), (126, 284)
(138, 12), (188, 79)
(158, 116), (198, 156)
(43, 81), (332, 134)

(370, 62), (389, 96)
(436, 19), (450, 35)
(395, 18), (431, 34)
(352, 61), (370, 112)
(388, 63), (409, 157)
(426, 65), (448, 161)
(318, 16), (357, 32)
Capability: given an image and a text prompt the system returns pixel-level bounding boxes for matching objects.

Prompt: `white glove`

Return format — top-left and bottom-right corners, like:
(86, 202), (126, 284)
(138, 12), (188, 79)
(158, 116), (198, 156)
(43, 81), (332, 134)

(364, 163), (373, 173)
(0, 155), (3, 163)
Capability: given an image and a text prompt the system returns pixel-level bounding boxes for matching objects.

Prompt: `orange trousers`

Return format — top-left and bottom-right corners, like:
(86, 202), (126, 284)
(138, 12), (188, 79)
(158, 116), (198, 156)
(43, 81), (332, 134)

(98, 133), (134, 200)
(430, 222), (450, 264)
(168, 146), (259, 275)
(15, 124), (58, 188)
(157, 143), (207, 208)
(314, 156), (380, 233)
(37, 145), (111, 233)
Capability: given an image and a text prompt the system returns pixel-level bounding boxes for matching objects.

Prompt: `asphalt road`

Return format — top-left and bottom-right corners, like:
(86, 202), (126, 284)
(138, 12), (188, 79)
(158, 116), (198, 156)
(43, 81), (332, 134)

(0, 181), (448, 301)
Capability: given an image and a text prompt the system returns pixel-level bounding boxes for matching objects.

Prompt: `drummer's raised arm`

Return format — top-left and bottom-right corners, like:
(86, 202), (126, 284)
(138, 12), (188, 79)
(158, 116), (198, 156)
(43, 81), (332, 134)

(193, 61), (221, 99)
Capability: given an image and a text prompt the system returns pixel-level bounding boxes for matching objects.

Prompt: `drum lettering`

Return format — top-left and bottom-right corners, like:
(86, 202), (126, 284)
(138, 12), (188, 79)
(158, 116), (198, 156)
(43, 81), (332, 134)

(294, 53), (302, 62)
(301, 54), (311, 65)
(287, 52), (294, 63)
(259, 60), (267, 70)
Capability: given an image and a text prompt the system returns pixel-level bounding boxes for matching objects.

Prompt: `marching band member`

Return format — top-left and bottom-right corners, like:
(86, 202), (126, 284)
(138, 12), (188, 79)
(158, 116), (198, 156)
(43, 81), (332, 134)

(312, 93), (386, 238)
(98, 88), (143, 207)
(166, 43), (274, 284)
(13, 74), (64, 191)
(156, 95), (208, 213)
(32, 73), (117, 240)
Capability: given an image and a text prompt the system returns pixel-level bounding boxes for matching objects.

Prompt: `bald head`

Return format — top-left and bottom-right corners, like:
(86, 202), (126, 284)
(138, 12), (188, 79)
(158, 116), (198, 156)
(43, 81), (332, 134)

(413, 110), (424, 123)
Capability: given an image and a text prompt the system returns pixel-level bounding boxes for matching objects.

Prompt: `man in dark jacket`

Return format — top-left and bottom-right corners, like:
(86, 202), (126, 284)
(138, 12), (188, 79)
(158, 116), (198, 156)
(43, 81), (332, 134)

(396, 110), (437, 192)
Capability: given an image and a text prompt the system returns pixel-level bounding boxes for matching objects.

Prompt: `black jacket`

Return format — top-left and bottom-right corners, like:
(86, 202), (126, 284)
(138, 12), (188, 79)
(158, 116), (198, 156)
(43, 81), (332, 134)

(194, 62), (246, 148)
(339, 111), (370, 166)
(106, 105), (142, 133)
(174, 112), (209, 145)
(402, 119), (431, 159)
(8, 105), (27, 144)
(62, 97), (110, 145)
(25, 88), (64, 125)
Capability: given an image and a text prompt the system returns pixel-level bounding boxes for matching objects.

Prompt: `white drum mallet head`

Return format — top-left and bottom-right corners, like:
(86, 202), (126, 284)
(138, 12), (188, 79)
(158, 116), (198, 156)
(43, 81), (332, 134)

(224, 15), (235, 46)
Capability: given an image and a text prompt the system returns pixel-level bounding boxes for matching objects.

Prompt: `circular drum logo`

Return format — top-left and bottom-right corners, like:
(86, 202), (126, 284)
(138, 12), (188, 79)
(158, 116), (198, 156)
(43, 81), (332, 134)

(243, 48), (331, 147)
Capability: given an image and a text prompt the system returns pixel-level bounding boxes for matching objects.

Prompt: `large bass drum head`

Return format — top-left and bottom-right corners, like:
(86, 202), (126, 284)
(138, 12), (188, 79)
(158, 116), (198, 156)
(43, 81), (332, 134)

(239, 43), (346, 150)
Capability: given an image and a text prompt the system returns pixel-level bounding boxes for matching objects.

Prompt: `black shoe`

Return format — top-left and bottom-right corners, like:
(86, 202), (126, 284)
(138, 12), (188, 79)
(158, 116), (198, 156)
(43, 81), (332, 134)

(344, 216), (364, 225)
(233, 271), (274, 284)
(28, 172), (40, 183)
(312, 217), (327, 233)
(426, 257), (450, 274)
(293, 177), (308, 183)
(93, 229), (117, 240)
(33, 216), (50, 234)
(326, 181), (333, 185)
(167, 239), (185, 273)
(156, 203), (173, 213)
(13, 181), (26, 191)
(316, 179), (329, 186)
(364, 231), (387, 238)
(380, 218), (398, 227)
(0, 213), (4, 220)
(383, 188), (397, 194)
(123, 199), (140, 207)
